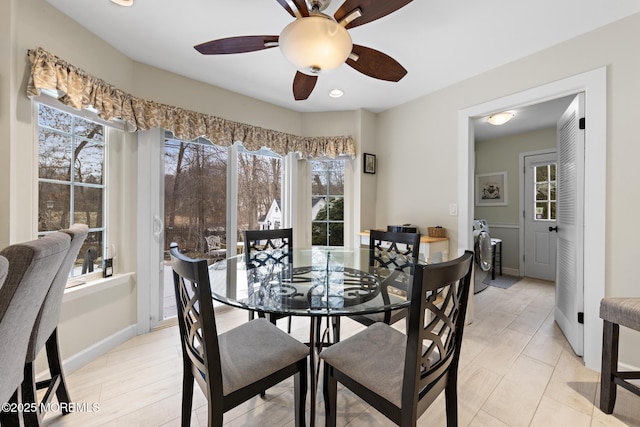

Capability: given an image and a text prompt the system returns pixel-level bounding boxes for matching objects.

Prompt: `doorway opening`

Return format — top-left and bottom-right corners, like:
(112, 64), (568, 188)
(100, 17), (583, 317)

(459, 67), (606, 370)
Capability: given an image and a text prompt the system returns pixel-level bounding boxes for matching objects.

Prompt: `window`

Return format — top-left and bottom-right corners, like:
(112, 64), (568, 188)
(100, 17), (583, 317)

(163, 138), (282, 255)
(37, 103), (106, 277)
(237, 146), (283, 235)
(534, 163), (556, 220)
(311, 159), (345, 246)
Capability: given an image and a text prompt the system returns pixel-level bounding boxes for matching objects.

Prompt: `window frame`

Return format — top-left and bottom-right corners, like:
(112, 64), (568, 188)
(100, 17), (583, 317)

(34, 96), (121, 285)
(311, 158), (346, 247)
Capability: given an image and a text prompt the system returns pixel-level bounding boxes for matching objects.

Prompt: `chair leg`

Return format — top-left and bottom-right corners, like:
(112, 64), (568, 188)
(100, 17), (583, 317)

(294, 360), (308, 427)
(323, 365), (337, 427)
(21, 361), (42, 426)
(0, 388), (23, 427)
(181, 367), (194, 427)
(46, 329), (71, 411)
(444, 377), (459, 427)
(600, 320), (619, 414)
(332, 317), (340, 343)
(287, 316), (292, 334)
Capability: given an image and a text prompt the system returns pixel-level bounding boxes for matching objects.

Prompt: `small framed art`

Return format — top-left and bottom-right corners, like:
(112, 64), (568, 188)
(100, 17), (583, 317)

(364, 153), (376, 174)
(475, 171), (508, 206)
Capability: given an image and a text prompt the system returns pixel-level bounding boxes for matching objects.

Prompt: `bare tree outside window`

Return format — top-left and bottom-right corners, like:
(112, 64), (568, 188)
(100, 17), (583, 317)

(37, 103), (105, 277)
(164, 138), (227, 258)
(237, 147), (283, 237)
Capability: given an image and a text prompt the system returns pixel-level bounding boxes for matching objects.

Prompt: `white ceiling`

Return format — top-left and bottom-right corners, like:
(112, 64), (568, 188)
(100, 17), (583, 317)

(45, 0), (640, 117)
(473, 95), (576, 141)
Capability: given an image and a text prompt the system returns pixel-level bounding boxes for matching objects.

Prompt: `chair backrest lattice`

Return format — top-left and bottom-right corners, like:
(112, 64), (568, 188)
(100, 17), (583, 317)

(369, 230), (421, 288)
(169, 243), (223, 401)
(243, 228), (293, 268)
(402, 251), (474, 416)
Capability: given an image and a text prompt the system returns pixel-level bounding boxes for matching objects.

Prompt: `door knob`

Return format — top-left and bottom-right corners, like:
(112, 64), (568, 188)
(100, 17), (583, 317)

(549, 226), (558, 232)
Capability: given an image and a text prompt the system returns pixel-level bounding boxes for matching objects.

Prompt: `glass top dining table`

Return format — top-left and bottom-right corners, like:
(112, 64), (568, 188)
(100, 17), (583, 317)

(207, 246), (415, 317)
(207, 246), (417, 426)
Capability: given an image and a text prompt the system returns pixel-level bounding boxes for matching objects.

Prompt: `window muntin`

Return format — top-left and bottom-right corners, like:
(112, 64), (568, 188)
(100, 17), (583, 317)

(311, 159), (345, 246)
(37, 103), (106, 277)
(534, 163), (556, 220)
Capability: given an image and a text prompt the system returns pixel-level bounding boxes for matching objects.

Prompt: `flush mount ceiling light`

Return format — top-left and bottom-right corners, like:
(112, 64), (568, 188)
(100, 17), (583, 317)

(328, 88), (344, 98)
(487, 111), (515, 126)
(110, 0), (133, 6)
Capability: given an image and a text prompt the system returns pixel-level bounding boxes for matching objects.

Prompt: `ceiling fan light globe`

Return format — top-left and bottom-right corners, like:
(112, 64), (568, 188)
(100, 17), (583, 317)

(279, 16), (352, 74)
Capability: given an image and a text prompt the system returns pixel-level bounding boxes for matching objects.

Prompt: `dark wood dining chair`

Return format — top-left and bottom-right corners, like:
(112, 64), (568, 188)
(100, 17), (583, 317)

(21, 224), (89, 426)
(321, 250), (474, 427)
(169, 243), (308, 427)
(348, 230), (421, 327)
(243, 228), (293, 332)
(0, 233), (71, 426)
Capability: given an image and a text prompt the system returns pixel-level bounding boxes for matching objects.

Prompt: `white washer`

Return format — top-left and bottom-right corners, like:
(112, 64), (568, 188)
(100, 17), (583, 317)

(473, 219), (492, 293)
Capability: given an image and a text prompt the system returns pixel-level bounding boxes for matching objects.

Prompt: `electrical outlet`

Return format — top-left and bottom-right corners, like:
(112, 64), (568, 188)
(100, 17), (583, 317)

(449, 204), (458, 216)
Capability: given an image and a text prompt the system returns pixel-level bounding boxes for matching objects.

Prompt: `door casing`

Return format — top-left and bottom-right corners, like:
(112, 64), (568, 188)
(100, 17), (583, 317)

(457, 67), (606, 370)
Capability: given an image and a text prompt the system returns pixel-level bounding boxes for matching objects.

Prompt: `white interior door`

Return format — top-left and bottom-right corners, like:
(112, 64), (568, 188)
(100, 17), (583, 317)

(524, 152), (557, 280)
(555, 93), (585, 356)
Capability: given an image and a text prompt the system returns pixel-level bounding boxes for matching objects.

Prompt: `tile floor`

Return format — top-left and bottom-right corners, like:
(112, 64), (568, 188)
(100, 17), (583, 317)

(43, 277), (640, 426)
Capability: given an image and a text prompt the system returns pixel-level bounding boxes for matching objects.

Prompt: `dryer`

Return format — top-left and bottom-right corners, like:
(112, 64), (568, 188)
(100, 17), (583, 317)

(473, 219), (492, 294)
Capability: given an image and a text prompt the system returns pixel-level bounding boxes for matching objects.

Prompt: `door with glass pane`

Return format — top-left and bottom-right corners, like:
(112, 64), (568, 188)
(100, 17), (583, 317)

(311, 160), (344, 246)
(523, 152), (557, 281)
(163, 137), (228, 318)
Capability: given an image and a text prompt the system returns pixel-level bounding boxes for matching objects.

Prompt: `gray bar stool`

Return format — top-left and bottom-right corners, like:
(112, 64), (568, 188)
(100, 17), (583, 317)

(599, 297), (640, 414)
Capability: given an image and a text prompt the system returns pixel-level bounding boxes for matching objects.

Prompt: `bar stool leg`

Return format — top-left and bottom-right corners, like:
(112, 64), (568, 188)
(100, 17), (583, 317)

(600, 320), (618, 414)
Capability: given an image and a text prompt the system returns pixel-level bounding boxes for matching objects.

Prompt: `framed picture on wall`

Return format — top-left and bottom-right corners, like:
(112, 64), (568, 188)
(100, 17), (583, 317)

(364, 153), (376, 174)
(475, 171), (508, 206)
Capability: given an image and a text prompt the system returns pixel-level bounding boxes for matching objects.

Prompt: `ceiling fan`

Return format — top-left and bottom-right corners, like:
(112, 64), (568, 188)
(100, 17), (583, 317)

(194, 0), (412, 100)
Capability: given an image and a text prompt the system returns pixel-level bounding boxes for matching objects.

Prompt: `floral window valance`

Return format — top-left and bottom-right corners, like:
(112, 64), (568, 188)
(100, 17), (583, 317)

(26, 47), (355, 158)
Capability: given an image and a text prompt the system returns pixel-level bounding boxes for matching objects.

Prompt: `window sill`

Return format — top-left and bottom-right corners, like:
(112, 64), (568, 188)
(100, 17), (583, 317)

(63, 272), (135, 303)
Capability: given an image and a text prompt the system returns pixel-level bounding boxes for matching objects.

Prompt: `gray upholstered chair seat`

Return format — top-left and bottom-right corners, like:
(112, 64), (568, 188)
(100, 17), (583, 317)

(321, 323), (438, 407)
(600, 297), (640, 331)
(321, 323), (406, 406)
(170, 243), (307, 426)
(0, 256), (7, 292)
(321, 251), (474, 427)
(218, 318), (309, 396)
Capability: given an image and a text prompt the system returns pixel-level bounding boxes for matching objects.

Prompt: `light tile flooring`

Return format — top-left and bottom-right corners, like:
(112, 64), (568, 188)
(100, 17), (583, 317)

(44, 278), (640, 426)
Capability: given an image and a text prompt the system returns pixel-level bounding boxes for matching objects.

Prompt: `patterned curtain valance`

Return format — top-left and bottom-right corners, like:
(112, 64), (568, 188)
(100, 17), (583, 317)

(26, 47), (355, 158)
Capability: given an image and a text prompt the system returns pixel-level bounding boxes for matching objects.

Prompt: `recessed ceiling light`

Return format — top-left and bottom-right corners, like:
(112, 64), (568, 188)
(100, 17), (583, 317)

(110, 0), (133, 6)
(328, 89), (344, 98)
(487, 111), (514, 125)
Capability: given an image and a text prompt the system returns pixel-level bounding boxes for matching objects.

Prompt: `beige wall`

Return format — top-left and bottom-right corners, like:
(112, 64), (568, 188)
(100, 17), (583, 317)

(376, 13), (640, 367)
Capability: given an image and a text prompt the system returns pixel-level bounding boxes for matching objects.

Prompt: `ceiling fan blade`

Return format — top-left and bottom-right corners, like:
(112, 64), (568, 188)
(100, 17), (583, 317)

(194, 36), (279, 55)
(276, 0), (310, 17)
(334, 0), (412, 29)
(293, 72), (318, 100)
(346, 44), (407, 82)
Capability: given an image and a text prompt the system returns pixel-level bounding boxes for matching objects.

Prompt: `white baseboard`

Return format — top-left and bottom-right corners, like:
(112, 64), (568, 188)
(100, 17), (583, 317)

(36, 324), (137, 381)
(502, 267), (519, 277)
